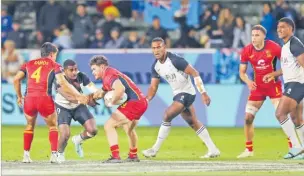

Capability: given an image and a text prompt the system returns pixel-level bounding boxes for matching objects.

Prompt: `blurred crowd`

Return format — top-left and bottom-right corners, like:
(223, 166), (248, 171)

(1, 0), (304, 83)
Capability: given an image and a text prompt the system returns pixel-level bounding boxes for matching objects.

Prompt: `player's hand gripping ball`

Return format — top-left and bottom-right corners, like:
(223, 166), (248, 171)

(104, 90), (128, 106)
(87, 93), (100, 107)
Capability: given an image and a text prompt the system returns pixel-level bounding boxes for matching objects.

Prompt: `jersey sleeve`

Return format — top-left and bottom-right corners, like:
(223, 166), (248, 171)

(151, 60), (160, 79)
(54, 63), (63, 74)
(103, 71), (119, 90)
(20, 63), (27, 75)
(79, 72), (91, 86)
(170, 53), (189, 71)
(290, 37), (304, 57)
(272, 41), (282, 59)
(240, 48), (249, 64)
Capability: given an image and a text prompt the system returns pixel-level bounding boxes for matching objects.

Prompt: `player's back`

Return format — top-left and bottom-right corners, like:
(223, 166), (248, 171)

(103, 67), (145, 100)
(22, 58), (58, 97)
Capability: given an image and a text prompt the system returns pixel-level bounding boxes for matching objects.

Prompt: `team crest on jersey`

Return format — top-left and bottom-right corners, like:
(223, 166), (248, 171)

(266, 50), (272, 58)
(249, 55), (254, 59)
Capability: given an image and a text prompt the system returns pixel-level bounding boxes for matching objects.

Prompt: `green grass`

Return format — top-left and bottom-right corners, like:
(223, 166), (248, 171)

(1, 125), (298, 161)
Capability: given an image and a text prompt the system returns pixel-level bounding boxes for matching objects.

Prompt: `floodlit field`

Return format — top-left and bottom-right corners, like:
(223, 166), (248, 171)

(2, 126), (304, 175)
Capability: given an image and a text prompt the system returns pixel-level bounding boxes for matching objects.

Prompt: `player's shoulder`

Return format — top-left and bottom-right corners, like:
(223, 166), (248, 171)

(167, 52), (184, 61)
(290, 36), (304, 47)
(265, 40), (281, 48)
(241, 43), (254, 54)
(105, 67), (120, 77)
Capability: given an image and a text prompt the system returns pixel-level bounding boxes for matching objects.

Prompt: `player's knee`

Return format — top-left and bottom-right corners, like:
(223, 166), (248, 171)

(245, 113), (255, 125)
(87, 128), (98, 137)
(163, 112), (173, 122)
(275, 109), (285, 119)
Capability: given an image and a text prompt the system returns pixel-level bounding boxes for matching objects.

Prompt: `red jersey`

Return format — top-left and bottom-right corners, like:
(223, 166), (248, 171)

(20, 57), (63, 97)
(240, 40), (282, 88)
(102, 67), (145, 100)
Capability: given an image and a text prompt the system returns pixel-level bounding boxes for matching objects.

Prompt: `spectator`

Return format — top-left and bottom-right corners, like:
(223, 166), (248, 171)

(71, 3), (94, 48)
(104, 28), (125, 49)
(174, 13), (201, 48)
(101, 5), (123, 41)
(1, 40), (24, 84)
(121, 31), (142, 48)
(1, 5), (12, 45)
(199, 3), (222, 48)
(38, 0), (68, 42)
(233, 16), (251, 49)
(282, 1), (298, 22)
(261, 3), (276, 40)
(273, 0), (285, 22)
(141, 16), (171, 47)
(7, 20), (27, 49)
(53, 27), (72, 49)
(297, 4), (304, 41)
(131, 0), (145, 21)
(13, 1), (37, 32)
(217, 8), (235, 48)
(90, 29), (107, 48)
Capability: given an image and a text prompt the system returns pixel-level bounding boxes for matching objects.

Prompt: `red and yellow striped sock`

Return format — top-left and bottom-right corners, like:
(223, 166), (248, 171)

(246, 141), (253, 152)
(129, 148), (138, 158)
(24, 130), (34, 151)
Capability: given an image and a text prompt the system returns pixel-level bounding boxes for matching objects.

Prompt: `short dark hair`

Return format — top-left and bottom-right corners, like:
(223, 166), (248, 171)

(251, 25), (267, 35)
(151, 37), (165, 44)
(279, 17), (295, 32)
(63, 59), (76, 69)
(41, 42), (58, 57)
(90, 55), (109, 66)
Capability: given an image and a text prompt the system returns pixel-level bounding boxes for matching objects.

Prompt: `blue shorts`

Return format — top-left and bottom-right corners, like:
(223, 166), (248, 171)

(173, 93), (196, 108)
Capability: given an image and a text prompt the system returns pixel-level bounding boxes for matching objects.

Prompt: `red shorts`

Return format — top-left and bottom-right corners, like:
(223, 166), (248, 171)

(248, 82), (282, 101)
(117, 98), (148, 121)
(24, 96), (55, 117)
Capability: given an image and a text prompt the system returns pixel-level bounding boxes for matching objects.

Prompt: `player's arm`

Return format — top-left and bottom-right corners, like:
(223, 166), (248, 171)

(146, 78), (160, 102)
(184, 65), (211, 106)
(109, 79), (126, 106)
(80, 72), (105, 99)
(290, 37), (304, 68)
(57, 87), (78, 104)
(239, 64), (251, 84)
(13, 71), (26, 107)
(55, 73), (88, 104)
(146, 64), (160, 102)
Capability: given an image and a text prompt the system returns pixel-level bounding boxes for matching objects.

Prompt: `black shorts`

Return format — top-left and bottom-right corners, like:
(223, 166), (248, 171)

(283, 82), (304, 104)
(55, 103), (93, 125)
(173, 93), (196, 108)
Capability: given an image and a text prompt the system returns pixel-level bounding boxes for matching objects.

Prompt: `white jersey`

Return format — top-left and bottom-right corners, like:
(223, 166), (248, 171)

(281, 36), (304, 84)
(152, 52), (196, 96)
(55, 72), (91, 109)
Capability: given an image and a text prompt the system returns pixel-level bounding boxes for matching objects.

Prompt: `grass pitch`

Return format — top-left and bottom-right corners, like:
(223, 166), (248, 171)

(2, 126), (304, 175)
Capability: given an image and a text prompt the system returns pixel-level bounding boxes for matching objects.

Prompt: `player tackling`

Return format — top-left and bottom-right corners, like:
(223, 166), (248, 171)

(13, 43), (88, 163)
(55, 59), (99, 162)
(142, 37), (220, 158)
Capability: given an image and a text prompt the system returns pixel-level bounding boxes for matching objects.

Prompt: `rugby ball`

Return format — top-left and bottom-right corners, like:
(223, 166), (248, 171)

(104, 90), (128, 105)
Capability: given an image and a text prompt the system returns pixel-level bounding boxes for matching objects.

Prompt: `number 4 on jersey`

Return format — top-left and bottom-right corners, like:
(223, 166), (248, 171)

(31, 66), (42, 83)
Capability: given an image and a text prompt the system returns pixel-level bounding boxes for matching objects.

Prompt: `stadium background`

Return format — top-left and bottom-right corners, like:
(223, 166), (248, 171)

(1, 0), (304, 127)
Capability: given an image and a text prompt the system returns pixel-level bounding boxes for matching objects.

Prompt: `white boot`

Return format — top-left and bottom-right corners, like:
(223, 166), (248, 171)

(50, 152), (58, 163)
(22, 151), (32, 163)
(237, 149), (254, 158)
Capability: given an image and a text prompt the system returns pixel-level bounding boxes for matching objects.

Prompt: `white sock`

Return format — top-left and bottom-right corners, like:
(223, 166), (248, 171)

(296, 123), (304, 146)
(152, 122), (171, 151)
(196, 125), (217, 152)
(73, 134), (84, 144)
(280, 118), (302, 148)
(24, 150), (30, 155)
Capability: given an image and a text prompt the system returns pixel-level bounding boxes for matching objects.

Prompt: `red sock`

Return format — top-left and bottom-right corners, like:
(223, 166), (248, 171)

(49, 130), (58, 152)
(129, 148), (138, 158)
(24, 130), (34, 151)
(287, 138), (292, 149)
(246, 141), (253, 152)
(110, 145), (120, 159)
